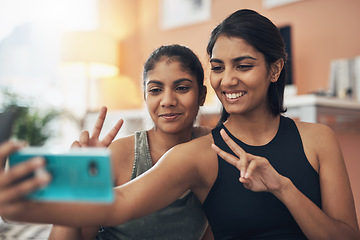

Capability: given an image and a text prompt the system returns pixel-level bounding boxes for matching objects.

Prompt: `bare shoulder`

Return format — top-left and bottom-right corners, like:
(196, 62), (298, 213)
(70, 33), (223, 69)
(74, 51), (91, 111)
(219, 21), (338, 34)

(294, 119), (338, 148)
(109, 135), (135, 154)
(109, 135), (136, 184)
(192, 126), (211, 138)
(172, 133), (214, 156)
(293, 119), (341, 168)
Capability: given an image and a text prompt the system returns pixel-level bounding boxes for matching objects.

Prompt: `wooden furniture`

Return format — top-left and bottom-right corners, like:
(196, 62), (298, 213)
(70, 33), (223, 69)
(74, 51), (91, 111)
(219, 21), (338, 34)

(284, 94), (360, 123)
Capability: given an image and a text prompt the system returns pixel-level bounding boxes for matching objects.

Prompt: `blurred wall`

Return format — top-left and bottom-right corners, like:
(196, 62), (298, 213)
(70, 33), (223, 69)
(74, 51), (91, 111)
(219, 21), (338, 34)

(120, 0), (360, 95)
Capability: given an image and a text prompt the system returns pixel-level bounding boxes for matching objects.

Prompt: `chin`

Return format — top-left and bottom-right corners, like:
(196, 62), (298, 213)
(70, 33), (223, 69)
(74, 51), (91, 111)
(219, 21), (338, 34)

(160, 126), (184, 134)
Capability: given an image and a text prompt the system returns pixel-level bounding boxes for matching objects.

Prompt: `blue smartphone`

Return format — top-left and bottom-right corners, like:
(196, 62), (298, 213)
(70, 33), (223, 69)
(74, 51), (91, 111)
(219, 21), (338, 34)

(9, 147), (114, 203)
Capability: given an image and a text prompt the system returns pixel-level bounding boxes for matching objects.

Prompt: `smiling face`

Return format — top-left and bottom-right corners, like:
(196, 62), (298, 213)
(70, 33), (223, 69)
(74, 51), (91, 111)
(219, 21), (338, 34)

(210, 35), (275, 117)
(145, 57), (204, 134)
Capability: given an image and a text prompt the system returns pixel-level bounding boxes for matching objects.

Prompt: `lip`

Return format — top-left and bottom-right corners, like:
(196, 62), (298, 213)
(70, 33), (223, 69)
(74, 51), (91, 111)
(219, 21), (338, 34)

(159, 113), (182, 121)
(223, 91), (247, 102)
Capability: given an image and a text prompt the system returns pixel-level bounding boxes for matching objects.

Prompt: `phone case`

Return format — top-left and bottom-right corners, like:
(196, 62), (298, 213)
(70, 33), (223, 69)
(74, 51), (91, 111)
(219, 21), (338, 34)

(9, 147), (114, 203)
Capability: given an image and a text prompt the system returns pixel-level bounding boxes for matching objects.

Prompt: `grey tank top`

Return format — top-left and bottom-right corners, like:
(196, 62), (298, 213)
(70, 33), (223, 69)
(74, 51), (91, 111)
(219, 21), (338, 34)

(96, 130), (207, 240)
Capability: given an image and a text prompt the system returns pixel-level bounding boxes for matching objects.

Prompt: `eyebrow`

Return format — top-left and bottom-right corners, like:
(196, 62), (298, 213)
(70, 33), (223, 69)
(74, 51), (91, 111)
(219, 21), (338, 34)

(210, 55), (257, 63)
(147, 80), (163, 86)
(174, 78), (193, 84)
(146, 78), (193, 86)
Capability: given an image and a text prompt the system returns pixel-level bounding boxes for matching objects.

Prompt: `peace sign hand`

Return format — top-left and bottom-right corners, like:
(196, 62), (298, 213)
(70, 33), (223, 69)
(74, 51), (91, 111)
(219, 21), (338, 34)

(211, 129), (288, 194)
(71, 106), (123, 148)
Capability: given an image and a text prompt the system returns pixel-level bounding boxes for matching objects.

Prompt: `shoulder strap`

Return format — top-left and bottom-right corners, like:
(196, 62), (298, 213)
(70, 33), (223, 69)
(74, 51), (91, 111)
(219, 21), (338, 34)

(131, 131), (153, 179)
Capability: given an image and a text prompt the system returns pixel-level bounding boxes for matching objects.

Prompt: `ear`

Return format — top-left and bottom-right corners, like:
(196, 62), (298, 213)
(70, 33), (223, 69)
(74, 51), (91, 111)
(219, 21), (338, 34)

(199, 85), (207, 106)
(270, 59), (284, 83)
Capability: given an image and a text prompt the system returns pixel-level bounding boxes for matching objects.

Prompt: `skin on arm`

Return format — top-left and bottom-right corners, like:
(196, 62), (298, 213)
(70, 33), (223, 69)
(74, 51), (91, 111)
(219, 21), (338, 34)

(287, 122), (360, 239)
(212, 123), (360, 240)
(48, 226), (99, 240)
(48, 226), (81, 240)
(56, 130), (208, 240)
(109, 137), (211, 224)
(1, 135), (213, 228)
(201, 224), (214, 240)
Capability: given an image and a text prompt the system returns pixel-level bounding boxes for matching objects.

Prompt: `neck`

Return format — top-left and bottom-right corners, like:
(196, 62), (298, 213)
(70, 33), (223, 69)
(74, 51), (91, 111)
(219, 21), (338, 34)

(147, 127), (193, 164)
(224, 111), (280, 146)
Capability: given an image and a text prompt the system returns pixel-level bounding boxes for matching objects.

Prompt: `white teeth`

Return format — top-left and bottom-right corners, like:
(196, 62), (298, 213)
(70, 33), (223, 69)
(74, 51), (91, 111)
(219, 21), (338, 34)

(225, 92), (246, 99)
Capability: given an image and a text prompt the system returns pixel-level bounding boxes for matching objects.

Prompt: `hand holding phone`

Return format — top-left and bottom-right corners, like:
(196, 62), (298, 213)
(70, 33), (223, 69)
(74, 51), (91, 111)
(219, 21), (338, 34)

(9, 147), (114, 203)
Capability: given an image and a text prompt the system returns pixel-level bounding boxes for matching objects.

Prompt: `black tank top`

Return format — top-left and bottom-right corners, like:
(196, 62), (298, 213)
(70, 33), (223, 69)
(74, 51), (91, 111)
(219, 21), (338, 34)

(203, 116), (321, 240)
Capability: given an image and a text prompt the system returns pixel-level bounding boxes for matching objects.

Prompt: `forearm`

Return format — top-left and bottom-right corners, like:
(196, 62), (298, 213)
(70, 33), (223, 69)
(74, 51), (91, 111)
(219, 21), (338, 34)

(80, 226), (101, 240)
(48, 225), (81, 240)
(201, 224), (214, 240)
(275, 179), (359, 240)
(2, 150), (192, 228)
(3, 200), (119, 227)
(48, 225), (99, 240)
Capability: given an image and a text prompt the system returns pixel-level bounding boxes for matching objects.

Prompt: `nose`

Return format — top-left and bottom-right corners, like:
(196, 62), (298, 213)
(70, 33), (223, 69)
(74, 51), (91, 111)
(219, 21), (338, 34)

(221, 69), (239, 88)
(160, 89), (177, 107)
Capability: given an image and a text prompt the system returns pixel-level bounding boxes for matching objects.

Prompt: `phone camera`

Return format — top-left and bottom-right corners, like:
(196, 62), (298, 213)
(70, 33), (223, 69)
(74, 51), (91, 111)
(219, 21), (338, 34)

(88, 161), (98, 176)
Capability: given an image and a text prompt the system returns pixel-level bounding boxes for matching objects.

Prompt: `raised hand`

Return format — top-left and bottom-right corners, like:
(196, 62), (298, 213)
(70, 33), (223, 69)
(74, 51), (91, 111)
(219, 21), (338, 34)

(71, 106), (123, 148)
(211, 129), (288, 194)
(0, 141), (50, 216)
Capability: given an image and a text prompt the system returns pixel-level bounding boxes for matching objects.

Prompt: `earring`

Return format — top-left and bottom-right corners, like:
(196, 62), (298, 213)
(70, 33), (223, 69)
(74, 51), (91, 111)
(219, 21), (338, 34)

(271, 74), (277, 83)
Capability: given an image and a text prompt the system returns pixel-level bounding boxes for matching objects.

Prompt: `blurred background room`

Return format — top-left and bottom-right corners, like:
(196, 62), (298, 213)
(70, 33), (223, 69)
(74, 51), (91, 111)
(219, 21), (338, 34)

(0, 0), (359, 237)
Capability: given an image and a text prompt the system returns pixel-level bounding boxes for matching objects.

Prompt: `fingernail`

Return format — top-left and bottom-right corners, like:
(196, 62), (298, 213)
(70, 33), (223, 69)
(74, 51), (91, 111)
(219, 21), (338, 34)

(32, 157), (45, 166)
(35, 168), (51, 185)
(16, 141), (26, 146)
(240, 170), (245, 178)
(12, 141), (27, 149)
(245, 172), (249, 179)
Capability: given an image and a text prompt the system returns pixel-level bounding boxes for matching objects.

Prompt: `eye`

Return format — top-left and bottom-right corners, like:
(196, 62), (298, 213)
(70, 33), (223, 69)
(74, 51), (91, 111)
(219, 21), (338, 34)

(176, 86), (190, 92)
(237, 64), (254, 71)
(148, 87), (162, 95)
(210, 65), (224, 73)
